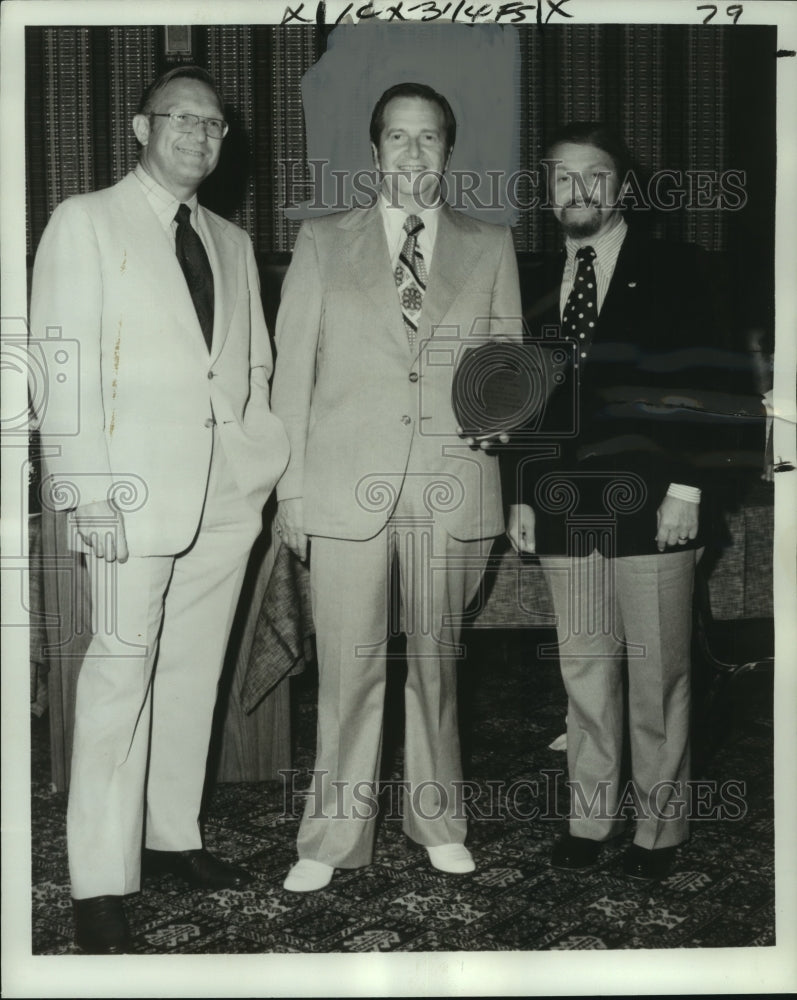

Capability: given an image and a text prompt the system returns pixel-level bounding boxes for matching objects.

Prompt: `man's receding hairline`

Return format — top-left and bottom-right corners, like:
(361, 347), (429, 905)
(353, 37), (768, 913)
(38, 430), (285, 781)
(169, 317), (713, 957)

(138, 65), (224, 115)
(144, 79), (223, 115)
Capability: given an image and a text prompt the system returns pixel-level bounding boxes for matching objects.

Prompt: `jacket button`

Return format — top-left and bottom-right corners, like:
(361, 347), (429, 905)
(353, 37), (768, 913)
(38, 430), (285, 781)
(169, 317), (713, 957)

(401, 414), (411, 425)
(207, 371), (215, 379)
(204, 417), (215, 428)
(408, 372), (419, 383)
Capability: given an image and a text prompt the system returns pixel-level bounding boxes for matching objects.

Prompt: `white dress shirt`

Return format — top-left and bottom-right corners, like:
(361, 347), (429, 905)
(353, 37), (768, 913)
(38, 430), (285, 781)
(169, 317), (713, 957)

(379, 194), (441, 275)
(134, 163), (209, 253)
(559, 215), (627, 320)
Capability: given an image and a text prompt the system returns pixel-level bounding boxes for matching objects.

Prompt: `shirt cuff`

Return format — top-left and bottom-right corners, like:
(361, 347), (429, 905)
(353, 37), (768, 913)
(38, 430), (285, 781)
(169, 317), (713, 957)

(667, 482), (701, 503)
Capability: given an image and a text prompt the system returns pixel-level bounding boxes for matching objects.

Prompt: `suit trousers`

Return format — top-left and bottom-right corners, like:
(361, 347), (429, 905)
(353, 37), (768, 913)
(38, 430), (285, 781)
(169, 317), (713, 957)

(538, 547), (701, 850)
(67, 432), (261, 898)
(298, 471), (492, 869)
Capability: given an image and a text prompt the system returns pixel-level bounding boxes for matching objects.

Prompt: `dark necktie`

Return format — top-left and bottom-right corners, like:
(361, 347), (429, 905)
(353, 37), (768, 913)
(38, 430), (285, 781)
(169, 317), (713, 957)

(174, 203), (214, 352)
(395, 215), (428, 350)
(562, 246), (598, 353)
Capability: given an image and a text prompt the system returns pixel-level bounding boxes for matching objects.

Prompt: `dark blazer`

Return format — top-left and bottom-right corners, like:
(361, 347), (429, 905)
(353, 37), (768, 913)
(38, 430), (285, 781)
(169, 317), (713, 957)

(506, 229), (762, 558)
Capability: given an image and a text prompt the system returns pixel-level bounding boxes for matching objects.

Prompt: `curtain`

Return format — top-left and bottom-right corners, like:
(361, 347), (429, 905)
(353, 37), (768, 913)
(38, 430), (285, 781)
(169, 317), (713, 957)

(514, 24), (730, 253)
(26, 23), (771, 265)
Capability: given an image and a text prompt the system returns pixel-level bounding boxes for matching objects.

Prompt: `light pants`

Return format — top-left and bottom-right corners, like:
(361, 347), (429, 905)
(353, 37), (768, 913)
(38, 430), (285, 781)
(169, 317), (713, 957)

(298, 475), (491, 869)
(539, 547), (702, 850)
(67, 435), (261, 898)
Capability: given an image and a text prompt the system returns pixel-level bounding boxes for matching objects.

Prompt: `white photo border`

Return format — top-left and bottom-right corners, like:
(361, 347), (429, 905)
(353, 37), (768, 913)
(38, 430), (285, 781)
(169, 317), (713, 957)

(2, 0), (795, 996)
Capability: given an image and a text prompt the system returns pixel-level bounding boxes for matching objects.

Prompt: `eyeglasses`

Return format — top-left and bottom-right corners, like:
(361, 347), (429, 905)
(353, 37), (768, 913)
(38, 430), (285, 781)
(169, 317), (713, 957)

(149, 112), (229, 139)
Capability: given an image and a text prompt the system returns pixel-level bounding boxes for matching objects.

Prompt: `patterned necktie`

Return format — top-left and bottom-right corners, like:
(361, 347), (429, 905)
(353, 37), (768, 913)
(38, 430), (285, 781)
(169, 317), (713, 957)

(395, 215), (427, 350)
(175, 203), (214, 352)
(562, 246), (598, 352)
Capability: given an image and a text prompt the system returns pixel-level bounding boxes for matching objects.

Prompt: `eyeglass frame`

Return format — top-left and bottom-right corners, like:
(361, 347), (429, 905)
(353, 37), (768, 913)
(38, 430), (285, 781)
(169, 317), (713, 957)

(149, 111), (229, 139)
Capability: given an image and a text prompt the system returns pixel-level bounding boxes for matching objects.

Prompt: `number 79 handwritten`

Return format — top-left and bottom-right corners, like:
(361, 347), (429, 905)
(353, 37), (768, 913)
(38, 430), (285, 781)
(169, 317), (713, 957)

(697, 4), (743, 24)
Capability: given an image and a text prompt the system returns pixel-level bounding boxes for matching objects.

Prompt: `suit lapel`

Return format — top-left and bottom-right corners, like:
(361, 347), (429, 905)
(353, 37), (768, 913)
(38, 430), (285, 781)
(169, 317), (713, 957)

(523, 231), (646, 344)
(598, 231), (643, 333)
(116, 175), (214, 362)
(200, 210), (237, 364)
(419, 205), (483, 346)
(339, 203), (486, 359)
(340, 206), (408, 351)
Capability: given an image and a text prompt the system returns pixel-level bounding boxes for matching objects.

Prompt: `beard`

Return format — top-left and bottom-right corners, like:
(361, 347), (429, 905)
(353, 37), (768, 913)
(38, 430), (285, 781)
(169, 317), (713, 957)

(558, 204), (606, 238)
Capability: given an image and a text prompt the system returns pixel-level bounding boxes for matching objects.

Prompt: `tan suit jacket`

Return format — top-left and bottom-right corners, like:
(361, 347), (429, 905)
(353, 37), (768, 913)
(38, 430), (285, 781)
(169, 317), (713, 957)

(272, 203), (522, 541)
(31, 172), (289, 555)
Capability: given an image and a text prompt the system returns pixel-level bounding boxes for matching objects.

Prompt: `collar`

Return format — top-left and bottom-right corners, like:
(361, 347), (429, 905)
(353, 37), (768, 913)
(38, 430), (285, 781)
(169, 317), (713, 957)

(378, 193), (441, 250)
(565, 215), (627, 268)
(134, 163), (200, 232)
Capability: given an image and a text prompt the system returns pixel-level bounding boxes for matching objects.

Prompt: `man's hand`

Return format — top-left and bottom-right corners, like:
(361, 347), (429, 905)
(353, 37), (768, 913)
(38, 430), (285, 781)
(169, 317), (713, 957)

(275, 498), (309, 561)
(507, 503), (536, 554)
(74, 500), (129, 563)
(456, 424), (511, 450)
(655, 495), (699, 552)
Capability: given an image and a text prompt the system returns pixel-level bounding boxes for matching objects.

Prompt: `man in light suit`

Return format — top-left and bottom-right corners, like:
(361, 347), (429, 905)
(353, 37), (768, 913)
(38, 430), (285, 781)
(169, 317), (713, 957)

(506, 122), (730, 882)
(272, 82), (522, 892)
(30, 66), (289, 952)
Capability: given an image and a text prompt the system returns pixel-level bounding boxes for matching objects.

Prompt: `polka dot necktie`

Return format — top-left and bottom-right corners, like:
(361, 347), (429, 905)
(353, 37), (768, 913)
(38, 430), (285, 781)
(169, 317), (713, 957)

(175, 203), (215, 352)
(562, 245), (598, 353)
(395, 215), (427, 350)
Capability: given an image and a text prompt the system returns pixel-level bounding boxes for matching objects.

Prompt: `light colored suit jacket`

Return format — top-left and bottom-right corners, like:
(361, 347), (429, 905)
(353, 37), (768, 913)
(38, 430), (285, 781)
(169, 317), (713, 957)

(272, 203), (522, 541)
(30, 172), (289, 556)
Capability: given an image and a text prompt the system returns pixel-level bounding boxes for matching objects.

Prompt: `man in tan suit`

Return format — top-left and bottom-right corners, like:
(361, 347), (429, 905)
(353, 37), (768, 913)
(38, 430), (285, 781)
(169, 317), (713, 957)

(272, 82), (522, 891)
(30, 66), (289, 951)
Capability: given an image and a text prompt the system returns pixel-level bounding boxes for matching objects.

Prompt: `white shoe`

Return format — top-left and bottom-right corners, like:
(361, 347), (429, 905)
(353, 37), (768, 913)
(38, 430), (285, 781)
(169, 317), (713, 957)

(283, 859), (334, 892)
(426, 844), (475, 874)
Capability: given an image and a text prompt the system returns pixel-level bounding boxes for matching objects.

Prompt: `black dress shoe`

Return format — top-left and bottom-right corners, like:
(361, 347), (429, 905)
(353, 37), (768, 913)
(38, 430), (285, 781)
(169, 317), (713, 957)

(142, 848), (254, 890)
(550, 833), (602, 871)
(73, 895), (135, 954)
(622, 844), (677, 882)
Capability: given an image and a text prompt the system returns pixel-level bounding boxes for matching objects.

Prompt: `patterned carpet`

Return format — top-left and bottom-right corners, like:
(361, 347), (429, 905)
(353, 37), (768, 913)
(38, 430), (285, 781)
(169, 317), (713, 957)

(30, 630), (774, 954)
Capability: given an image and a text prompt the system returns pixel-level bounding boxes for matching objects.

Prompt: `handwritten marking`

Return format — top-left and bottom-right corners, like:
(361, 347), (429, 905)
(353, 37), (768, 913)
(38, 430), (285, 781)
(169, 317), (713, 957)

(282, 0), (571, 25)
(697, 4), (743, 25)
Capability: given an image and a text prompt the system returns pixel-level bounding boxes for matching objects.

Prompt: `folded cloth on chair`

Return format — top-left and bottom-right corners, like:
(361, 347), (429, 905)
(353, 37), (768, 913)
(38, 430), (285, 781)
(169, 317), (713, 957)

(241, 541), (314, 713)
